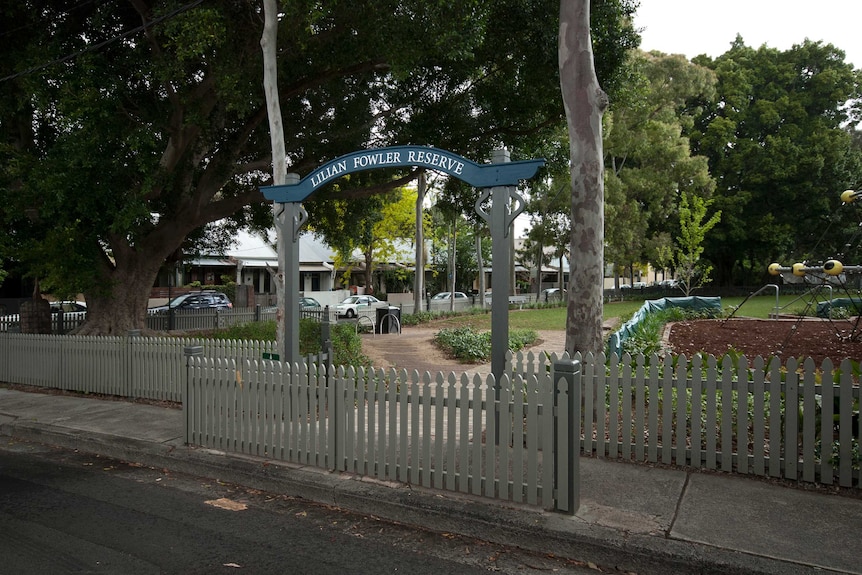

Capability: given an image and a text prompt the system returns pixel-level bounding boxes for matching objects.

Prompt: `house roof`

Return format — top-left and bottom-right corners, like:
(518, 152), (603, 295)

(224, 231), (338, 267)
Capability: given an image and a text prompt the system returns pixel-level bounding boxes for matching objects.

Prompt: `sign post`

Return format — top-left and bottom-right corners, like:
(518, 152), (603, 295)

(277, 173), (305, 365)
(261, 146), (543, 368)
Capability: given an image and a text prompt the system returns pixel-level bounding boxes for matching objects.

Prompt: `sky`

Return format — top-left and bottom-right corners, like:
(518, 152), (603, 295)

(634, 0), (862, 68)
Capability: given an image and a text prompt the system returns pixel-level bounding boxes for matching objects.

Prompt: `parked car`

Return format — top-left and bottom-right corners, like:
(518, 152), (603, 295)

(300, 297), (321, 309)
(335, 295), (383, 318)
(50, 301), (88, 314)
(430, 291), (469, 300)
(541, 288), (566, 301)
(658, 279), (679, 289)
(621, 282), (647, 290)
(148, 290), (232, 313)
(263, 296), (323, 313)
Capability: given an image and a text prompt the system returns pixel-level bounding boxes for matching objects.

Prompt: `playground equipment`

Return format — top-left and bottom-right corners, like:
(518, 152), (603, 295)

(729, 189), (862, 350)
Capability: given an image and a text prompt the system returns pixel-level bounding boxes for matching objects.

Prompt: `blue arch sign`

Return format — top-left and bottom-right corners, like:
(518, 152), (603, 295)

(261, 145), (545, 203)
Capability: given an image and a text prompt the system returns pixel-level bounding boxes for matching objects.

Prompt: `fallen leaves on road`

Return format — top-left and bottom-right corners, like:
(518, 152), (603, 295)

(205, 497), (248, 511)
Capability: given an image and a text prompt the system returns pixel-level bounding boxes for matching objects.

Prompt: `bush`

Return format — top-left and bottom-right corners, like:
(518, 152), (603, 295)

(330, 323), (370, 368)
(434, 326), (537, 362)
(210, 319), (277, 342)
(620, 307), (717, 357)
(205, 318), (369, 370)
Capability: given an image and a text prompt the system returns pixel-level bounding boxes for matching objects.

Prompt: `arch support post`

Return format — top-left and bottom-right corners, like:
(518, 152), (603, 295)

(278, 173), (306, 365)
(476, 149), (526, 445)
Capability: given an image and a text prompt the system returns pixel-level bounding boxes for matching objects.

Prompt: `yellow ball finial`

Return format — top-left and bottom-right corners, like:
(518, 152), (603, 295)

(841, 190), (858, 203)
(824, 260), (844, 275)
(768, 263), (781, 275)
(792, 263), (806, 277)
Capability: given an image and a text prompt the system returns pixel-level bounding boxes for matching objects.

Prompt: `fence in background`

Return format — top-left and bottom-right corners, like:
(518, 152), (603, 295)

(0, 295), (558, 335)
(0, 333), (277, 402)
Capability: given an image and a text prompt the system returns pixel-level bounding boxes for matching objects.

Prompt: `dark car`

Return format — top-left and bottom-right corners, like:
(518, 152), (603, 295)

(49, 301), (88, 313)
(148, 290), (232, 313)
(300, 297), (321, 309)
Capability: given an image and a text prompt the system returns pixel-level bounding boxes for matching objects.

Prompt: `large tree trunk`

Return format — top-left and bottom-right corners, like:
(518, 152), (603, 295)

(79, 251), (167, 335)
(559, 0), (608, 356)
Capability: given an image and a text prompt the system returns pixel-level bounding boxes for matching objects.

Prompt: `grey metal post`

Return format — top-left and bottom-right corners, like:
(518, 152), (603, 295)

(183, 345), (204, 445)
(489, 182), (510, 384)
(475, 149), (526, 385)
(552, 359), (581, 514)
(320, 315), (332, 369)
(279, 173), (305, 366)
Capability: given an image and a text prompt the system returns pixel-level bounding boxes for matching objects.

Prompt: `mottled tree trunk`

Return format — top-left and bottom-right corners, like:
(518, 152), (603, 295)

(559, 0), (608, 355)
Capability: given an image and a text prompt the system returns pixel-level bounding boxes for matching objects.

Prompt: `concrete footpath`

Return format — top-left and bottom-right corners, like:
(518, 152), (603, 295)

(1, 386), (860, 575)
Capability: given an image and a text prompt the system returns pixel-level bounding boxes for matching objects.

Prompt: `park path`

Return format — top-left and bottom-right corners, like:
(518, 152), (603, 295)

(360, 325), (577, 378)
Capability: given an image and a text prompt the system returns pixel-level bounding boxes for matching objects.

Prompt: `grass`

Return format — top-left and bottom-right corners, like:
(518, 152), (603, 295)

(423, 294), (800, 333)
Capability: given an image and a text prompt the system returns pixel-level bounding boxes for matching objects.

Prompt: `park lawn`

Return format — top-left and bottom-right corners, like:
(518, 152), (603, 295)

(427, 294), (799, 332)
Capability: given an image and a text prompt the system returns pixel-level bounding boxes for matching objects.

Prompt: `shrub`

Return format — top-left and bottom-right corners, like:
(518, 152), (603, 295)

(330, 323), (371, 368)
(210, 319), (277, 343)
(434, 326), (537, 362)
(204, 318), (369, 369)
(620, 306), (717, 357)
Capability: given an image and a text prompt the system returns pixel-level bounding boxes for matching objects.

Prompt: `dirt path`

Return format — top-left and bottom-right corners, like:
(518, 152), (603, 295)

(361, 321), (619, 376)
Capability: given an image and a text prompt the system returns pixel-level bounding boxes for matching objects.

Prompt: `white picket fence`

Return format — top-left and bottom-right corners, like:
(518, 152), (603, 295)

(184, 354), (579, 512)
(0, 333), (277, 402)
(1, 332), (859, 493)
(583, 352), (860, 488)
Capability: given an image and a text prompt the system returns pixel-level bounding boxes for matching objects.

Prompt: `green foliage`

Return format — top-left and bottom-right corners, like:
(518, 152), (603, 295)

(433, 326), (537, 362)
(330, 323), (371, 369)
(690, 39), (862, 284)
(620, 307), (719, 357)
(0, 0), (640, 335)
(210, 320), (278, 343)
(817, 439), (861, 471)
(674, 192), (721, 296)
(205, 318), (369, 370)
(603, 51), (717, 273)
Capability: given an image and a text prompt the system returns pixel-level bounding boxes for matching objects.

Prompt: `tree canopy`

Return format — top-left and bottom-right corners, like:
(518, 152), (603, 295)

(603, 51), (716, 281)
(689, 37), (862, 284)
(0, 0), (638, 334)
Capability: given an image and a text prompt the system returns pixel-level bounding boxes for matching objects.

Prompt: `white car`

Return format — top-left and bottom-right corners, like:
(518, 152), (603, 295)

(431, 292), (468, 300)
(335, 295), (383, 318)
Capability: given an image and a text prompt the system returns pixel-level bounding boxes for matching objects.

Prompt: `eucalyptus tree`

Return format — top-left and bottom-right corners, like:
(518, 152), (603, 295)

(558, 0), (608, 355)
(602, 51), (717, 287)
(689, 37), (862, 284)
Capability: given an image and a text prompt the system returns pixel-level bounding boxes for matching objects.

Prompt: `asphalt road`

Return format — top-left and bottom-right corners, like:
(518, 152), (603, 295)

(0, 440), (608, 575)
